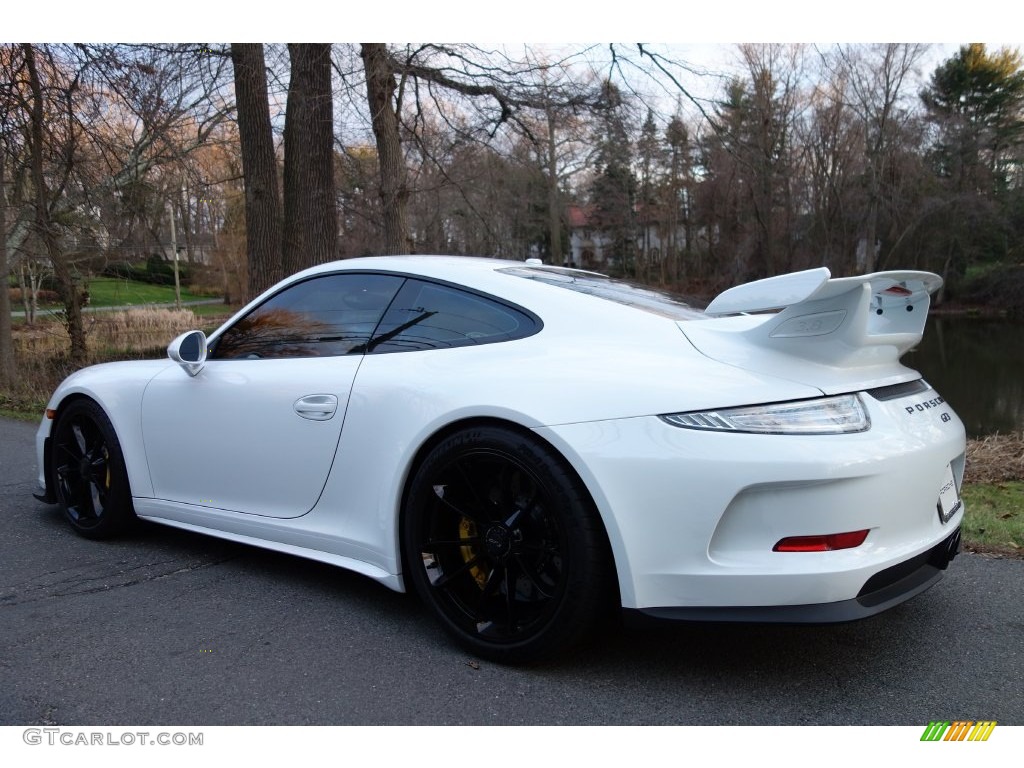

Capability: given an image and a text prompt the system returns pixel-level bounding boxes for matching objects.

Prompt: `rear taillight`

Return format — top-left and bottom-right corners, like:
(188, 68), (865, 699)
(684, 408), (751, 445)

(660, 394), (869, 435)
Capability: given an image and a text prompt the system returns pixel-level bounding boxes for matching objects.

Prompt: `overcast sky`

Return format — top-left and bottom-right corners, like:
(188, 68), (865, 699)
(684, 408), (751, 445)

(9, 1), (1021, 44)
(6, 2), (1018, 131)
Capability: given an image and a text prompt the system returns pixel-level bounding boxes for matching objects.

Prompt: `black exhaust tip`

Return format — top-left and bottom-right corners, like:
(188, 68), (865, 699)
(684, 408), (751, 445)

(946, 528), (962, 564)
(929, 527), (961, 570)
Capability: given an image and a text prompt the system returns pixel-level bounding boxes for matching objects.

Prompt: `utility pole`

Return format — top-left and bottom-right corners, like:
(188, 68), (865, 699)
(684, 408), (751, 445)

(168, 197), (181, 309)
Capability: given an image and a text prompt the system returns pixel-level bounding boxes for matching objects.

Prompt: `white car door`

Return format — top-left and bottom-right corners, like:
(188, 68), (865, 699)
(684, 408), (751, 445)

(141, 272), (405, 518)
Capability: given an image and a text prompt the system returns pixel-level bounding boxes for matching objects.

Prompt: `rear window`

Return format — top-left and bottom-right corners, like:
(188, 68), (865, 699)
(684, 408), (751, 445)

(500, 266), (705, 321)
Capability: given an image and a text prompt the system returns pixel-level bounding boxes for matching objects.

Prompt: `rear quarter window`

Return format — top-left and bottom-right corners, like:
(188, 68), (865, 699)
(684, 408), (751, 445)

(368, 279), (539, 353)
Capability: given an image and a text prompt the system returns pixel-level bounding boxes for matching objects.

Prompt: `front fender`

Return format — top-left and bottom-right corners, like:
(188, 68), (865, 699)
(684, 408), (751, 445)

(38, 359), (176, 500)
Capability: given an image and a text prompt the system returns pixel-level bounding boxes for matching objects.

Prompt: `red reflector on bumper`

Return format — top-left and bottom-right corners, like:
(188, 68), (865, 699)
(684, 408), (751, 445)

(773, 529), (870, 552)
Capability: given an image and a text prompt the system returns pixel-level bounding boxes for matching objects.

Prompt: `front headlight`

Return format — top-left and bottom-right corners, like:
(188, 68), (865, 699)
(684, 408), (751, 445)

(659, 394), (870, 435)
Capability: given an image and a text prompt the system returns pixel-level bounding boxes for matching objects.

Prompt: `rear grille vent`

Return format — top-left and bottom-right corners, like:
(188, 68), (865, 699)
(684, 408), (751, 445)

(865, 379), (929, 402)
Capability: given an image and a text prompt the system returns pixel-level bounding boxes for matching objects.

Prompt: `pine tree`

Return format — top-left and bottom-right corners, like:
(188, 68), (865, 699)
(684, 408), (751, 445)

(922, 44), (1024, 195)
(664, 111), (695, 284)
(636, 109), (663, 281)
(921, 44), (1024, 275)
(589, 81), (637, 276)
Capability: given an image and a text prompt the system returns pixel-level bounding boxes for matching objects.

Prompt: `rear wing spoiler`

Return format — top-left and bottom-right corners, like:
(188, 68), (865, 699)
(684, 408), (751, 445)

(706, 268), (942, 317)
(693, 267), (943, 369)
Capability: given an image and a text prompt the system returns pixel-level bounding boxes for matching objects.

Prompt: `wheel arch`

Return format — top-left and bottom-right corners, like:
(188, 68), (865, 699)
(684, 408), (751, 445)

(42, 392), (96, 498)
(45, 385), (153, 500)
(46, 393), (139, 538)
(395, 415), (621, 609)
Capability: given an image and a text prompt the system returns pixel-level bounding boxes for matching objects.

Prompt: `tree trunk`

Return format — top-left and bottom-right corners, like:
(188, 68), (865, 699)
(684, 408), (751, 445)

(180, 186), (195, 264)
(230, 43), (282, 300)
(24, 263), (40, 325)
(24, 44), (87, 365)
(282, 43), (338, 274)
(863, 195), (879, 274)
(545, 111), (563, 266)
(0, 154), (15, 386)
(18, 265), (30, 324)
(361, 43), (410, 254)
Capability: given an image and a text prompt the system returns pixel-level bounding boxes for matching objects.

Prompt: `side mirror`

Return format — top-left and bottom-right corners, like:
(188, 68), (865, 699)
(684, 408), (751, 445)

(168, 330), (208, 377)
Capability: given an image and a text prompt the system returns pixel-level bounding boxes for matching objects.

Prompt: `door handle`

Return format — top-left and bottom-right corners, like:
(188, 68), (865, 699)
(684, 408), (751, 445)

(293, 394), (339, 421)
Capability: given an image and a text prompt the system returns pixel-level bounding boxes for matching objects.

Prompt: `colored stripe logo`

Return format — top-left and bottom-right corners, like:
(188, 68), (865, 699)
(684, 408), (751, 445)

(920, 721), (997, 741)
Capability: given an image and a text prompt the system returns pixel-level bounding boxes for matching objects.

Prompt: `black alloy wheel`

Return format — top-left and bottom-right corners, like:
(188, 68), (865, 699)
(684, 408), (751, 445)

(403, 425), (613, 663)
(51, 399), (135, 539)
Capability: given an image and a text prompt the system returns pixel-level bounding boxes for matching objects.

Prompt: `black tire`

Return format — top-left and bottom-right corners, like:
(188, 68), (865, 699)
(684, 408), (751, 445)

(51, 399), (136, 539)
(403, 425), (613, 664)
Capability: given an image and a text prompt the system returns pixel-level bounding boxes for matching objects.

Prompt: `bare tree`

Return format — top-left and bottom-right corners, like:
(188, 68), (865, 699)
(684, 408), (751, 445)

(526, 73), (596, 266)
(22, 45), (88, 363)
(231, 43), (283, 298)
(282, 44), (337, 273)
(798, 61), (862, 272)
(0, 46), (21, 384)
(0, 152), (14, 385)
(738, 43), (805, 279)
(357, 44), (605, 258)
(832, 44), (928, 273)
(697, 45), (807, 282)
(361, 43), (410, 254)
(4, 43), (232, 334)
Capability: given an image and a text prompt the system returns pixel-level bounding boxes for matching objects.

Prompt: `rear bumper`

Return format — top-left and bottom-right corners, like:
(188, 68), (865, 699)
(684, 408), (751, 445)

(536, 384), (966, 613)
(628, 527), (960, 625)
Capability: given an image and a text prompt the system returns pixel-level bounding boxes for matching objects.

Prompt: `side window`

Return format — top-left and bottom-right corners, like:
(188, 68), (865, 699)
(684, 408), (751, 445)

(210, 273), (404, 359)
(368, 279), (538, 353)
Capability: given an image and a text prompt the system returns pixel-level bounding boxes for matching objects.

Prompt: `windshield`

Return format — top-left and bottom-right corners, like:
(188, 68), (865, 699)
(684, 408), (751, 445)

(500, 266), (706, 321)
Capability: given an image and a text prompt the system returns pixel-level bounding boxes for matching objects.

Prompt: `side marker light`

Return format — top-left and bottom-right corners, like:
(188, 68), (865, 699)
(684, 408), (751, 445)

(773, 529), (870, 552)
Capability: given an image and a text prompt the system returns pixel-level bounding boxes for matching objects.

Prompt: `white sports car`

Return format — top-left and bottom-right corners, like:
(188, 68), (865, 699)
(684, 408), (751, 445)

(35, 256), (966, 662)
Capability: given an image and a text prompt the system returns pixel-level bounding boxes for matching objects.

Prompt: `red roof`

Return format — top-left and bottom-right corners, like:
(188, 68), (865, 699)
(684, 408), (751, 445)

(566, 205), (595, 229)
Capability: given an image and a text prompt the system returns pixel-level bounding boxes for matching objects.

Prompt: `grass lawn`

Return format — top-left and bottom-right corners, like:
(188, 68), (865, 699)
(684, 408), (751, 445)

(0, 408), (39, 423)
(960, 481), (1023, 553)
(86, 277), (210, 307)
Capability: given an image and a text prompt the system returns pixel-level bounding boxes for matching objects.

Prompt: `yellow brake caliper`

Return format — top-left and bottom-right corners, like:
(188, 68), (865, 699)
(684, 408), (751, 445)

(459, 517), (488, 590)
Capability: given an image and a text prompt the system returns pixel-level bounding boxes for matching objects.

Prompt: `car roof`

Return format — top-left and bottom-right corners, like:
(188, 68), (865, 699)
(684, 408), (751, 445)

(248, 255), (703, 335)
(295, 255), (542, 281)
(285, 255), (598, 310)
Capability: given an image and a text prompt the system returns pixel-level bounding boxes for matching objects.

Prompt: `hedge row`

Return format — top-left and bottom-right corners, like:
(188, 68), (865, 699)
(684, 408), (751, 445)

(102, 256), (192, 287)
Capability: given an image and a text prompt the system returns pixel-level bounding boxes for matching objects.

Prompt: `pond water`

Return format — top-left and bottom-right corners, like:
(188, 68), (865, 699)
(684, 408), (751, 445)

(903, 317), (1024, 438)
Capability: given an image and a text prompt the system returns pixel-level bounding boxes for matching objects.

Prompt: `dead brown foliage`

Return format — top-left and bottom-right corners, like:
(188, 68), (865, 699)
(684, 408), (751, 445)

(965, 433), (1024, 484)
(14, 308), (197, 357)
(3, 308), (198, 415)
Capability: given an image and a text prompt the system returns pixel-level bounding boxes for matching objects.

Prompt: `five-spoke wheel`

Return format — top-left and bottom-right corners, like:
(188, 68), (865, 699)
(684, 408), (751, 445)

(403, 425), (613, 663)
(51, 399), (135, 539)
